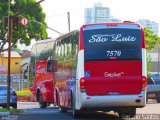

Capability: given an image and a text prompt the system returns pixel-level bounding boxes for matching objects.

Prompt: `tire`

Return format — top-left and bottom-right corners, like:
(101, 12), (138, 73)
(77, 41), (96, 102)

(156, 97), (160, 103)
(73, 108), (81, 119)
(59, 106), (67, 113)
(57, 92), (67, 113)
(12, 103), (17, 109)
(72, 95), (81, 119)
(55, 91), (59, 106)
(146, 98), (148, 103)
(39, 93), (47, 108)
(119, 108), (136, 118)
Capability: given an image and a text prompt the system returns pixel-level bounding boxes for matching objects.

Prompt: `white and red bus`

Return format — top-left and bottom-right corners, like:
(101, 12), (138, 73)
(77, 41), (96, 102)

(29, 39), (55, 108)
(48, 22), (146, 118)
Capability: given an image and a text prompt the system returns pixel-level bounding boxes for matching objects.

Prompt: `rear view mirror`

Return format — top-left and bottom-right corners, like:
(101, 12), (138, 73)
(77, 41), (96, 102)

(47, 59), (57, 72)
(23, 68), (28, 80)
(47, 56), (57, 72)
(47, 60), (53, 72)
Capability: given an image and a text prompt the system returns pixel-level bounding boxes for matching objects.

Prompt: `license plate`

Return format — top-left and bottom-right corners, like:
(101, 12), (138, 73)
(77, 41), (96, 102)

(148, 94), (156, 97)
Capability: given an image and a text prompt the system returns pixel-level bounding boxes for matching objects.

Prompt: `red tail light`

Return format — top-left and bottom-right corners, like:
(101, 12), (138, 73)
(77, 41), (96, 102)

(80, 78), (85, 89)
(141, 29), (146, 48)
(106, 23), (118, 26)
(142, 76), (147, 89)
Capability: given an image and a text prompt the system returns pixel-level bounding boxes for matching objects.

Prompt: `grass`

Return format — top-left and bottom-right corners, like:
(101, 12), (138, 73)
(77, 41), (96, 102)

(0, 108), (21, 113)
(16, 89), (30, 96)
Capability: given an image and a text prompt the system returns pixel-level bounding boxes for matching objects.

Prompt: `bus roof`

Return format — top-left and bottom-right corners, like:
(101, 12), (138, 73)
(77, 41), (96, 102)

(35, 38), (55, 44)
(82, 22), (142, 29)
(56, 30), (79, 41)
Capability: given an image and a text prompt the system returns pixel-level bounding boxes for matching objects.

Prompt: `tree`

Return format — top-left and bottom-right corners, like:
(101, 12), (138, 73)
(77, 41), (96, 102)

(144, 27), (160, 76)
(0, 0), (48, 53)
(144, 27), (159, 50)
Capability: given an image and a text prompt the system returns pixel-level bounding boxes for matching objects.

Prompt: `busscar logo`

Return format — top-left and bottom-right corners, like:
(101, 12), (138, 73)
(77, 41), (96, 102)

(104, 72), (124, 77)
(38, 66), (47, 73)
(89, 34), (136, 43)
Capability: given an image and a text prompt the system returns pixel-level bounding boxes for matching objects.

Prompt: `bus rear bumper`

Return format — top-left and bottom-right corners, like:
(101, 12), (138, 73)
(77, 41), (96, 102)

(78, 91), (146, 110)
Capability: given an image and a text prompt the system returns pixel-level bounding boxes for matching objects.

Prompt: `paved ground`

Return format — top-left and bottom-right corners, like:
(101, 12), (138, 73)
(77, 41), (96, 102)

(0, 99), (160, 120)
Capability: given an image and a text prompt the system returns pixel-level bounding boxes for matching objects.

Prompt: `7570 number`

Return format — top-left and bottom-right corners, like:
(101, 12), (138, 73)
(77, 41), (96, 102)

(106, 50), (121, 57)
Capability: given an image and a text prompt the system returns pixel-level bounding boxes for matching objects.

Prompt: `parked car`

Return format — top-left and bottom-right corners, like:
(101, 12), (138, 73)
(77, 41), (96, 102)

(0, 85), (17, 108)
(147, 77), (160, 103)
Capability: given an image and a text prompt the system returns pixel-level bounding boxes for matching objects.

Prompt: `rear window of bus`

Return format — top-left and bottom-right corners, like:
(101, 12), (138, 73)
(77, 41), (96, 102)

(83, 28), (142, 50)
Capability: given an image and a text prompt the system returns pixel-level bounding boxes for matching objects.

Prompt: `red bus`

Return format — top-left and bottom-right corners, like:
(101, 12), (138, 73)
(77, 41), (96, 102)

(47, 22), (147, 118)
(29, 39), (55, 108)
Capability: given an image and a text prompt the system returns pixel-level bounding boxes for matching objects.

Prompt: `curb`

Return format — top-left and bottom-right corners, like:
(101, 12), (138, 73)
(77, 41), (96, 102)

(0, 112), (10, 117)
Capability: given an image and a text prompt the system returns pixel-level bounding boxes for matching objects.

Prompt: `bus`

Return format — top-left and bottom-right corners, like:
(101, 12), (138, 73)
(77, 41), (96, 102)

(29, 39), (55, 108)
(47, 22), (146, 118)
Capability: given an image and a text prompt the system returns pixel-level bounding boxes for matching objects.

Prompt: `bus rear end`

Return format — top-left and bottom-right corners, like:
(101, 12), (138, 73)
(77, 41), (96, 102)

(76, 22), (146, 117)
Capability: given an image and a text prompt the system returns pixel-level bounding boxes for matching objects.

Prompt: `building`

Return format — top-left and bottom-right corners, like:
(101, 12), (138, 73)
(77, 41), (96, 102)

(137, 19), (159, 35)
(0, 51), (22, 90)
(0, 51), (21, 74)
(84, 2), (121, 24)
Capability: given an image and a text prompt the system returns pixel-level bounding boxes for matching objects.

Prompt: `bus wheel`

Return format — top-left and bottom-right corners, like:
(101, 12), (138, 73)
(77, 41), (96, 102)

(72, 96), (81, 118)
(73, 108), (81, 119)
(59, 106), (67, 113)
(39, 93), (47, 108)
(157, 96), (160, 103)
(119, 108), (136, 118)
(56, 91), (59, 106)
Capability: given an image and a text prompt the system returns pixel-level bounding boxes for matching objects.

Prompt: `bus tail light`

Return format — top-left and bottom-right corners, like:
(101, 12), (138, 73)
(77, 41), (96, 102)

(106, 23), (118, 26)
(142, 76), (147, 90)
(141, 29), (146, 48)
(80, 77), (85, 90)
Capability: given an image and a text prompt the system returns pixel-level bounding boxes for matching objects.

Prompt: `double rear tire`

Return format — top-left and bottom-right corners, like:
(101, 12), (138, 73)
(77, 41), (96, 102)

(12, 103), (17, 109)
(119, 108), (136, 118)
(38, 92), (47, 108)
(72, 95), (81, 118)
(157, 97), (160, 103)
(156, 94), (160, 103)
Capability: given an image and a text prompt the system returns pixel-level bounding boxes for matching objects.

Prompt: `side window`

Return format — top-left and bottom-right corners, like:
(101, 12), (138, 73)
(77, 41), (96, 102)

(54, 41), (57, 61)
(71, 32), (79, 59)
(71, 36), (75, 59)
(75, 32), (79, 56)
(64, 40), (67, 58)
(59, 40), (65, 61)
(65, 37), (72, 60)
(57, 41), (61, 61)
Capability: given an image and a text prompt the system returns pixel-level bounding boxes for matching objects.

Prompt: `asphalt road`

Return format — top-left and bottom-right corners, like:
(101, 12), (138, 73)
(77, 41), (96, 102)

(0, 99), (160, 120)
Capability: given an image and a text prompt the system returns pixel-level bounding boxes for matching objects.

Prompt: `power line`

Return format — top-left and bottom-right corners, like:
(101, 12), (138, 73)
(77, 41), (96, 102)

(46, 13), (66, 18)
(29, 20), (62, 34)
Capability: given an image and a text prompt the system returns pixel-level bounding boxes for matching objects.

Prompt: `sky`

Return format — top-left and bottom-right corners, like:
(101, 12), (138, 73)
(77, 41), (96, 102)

(20, 0), (160, 50)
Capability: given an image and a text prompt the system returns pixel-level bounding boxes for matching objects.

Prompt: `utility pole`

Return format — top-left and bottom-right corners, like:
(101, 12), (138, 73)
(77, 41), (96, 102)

(7, 17), (12, 110)
(7, 0), (11, 110)
(6, 0), (46, 110)
(158, 43), (160, 80)
(67, 12), (70, 32)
